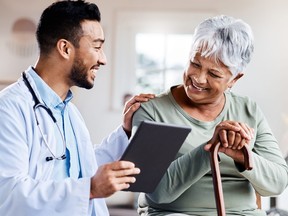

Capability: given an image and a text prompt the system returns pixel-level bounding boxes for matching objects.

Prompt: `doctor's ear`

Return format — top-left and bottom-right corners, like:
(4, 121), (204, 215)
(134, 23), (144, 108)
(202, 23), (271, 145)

(57, 39), (73, 59)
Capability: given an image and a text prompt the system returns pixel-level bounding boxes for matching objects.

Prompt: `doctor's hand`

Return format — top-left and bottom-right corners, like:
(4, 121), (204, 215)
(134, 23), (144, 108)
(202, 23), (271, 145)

(90, 161), (140, 199)
(122, 93), (155, 137)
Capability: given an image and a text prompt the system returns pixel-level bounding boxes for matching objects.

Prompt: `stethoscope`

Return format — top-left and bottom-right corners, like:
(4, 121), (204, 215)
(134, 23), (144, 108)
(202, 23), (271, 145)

(22, 72), (66, 162)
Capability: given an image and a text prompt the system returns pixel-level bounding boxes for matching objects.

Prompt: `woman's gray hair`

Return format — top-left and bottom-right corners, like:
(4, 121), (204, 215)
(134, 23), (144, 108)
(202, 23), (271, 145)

(190, 15), (254, 75)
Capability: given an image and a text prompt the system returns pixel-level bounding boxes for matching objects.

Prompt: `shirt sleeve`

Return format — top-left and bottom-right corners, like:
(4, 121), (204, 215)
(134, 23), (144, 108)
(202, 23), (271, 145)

(239, 105), (288, 196)
(146, 144), (211, 203)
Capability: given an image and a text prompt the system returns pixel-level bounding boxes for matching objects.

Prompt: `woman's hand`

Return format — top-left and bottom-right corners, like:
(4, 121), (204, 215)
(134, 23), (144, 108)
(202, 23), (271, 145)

(122, 93), (155, 137)
(204, 120), (254, 163)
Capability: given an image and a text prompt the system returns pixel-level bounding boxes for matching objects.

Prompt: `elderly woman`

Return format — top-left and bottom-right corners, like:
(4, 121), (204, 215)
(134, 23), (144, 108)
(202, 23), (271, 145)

(132, 15), (288, 215)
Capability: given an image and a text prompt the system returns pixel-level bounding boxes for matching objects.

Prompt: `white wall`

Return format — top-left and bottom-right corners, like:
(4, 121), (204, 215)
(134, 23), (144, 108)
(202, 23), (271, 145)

(1, 0), (287, 210)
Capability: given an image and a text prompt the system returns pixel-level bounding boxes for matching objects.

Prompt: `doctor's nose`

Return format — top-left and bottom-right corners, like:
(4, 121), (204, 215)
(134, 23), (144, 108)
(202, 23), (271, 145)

(98, 49), (107, 66)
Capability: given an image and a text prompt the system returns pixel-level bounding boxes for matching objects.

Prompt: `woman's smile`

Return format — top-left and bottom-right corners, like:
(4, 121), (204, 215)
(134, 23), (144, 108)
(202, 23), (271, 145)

(191, 80), (208, 92)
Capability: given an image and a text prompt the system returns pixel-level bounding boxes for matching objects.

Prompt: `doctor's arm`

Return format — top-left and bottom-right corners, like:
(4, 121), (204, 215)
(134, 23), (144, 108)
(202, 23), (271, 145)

(95, 93), (155, 165)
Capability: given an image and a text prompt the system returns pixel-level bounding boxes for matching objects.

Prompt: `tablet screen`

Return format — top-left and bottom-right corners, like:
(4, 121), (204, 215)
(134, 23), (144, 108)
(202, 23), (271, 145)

(121, 120), (191, 193)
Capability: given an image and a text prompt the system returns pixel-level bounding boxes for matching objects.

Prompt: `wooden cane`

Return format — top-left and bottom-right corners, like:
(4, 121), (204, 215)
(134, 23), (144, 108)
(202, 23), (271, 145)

(210, 143), (253, 216)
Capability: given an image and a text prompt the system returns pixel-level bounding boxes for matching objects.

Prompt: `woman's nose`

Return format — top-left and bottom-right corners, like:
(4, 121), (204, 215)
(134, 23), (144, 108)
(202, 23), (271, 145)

(193, 72), (207, 84)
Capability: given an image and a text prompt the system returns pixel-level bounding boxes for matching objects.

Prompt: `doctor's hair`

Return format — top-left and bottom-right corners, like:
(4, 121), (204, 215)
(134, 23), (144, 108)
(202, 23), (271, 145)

(36, 0), (101, 55)
(189, 15), (254, 75)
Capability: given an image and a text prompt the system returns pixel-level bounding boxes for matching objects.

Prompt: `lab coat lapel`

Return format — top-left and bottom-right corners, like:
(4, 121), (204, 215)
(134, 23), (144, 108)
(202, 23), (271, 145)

(67, 105), (98, 178)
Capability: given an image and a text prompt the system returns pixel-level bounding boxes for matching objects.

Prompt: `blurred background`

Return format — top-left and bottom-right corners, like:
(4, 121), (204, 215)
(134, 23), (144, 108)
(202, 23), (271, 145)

(1, 0), (287, 214)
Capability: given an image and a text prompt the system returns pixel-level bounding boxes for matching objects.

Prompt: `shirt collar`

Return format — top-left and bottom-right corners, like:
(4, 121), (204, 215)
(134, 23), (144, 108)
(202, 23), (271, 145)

(28, 67), (73, 110)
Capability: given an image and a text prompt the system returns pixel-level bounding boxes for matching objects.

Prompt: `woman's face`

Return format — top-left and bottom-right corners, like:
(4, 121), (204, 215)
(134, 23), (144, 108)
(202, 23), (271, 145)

(183, 52), (238, 105)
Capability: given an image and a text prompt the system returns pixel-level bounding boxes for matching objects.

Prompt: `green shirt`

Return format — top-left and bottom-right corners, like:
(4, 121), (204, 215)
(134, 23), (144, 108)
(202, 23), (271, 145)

(132, 87), (288, 216)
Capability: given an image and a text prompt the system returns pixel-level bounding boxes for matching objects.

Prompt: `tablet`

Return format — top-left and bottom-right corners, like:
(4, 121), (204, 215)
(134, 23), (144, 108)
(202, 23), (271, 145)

(120, 120), (191, 193)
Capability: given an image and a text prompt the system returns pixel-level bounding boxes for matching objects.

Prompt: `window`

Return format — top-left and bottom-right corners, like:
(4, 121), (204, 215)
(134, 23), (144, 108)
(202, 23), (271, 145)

(135, 33), (192, 94)
(111, 11), (213, 110)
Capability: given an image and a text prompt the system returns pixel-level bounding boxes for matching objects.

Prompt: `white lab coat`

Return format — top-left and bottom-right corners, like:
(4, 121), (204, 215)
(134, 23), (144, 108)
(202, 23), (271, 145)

(0, 68), (129, 216)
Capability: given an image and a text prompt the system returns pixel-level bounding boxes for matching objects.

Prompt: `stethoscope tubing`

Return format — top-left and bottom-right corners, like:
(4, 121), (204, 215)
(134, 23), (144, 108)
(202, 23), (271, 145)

(22, 72), (66, 162)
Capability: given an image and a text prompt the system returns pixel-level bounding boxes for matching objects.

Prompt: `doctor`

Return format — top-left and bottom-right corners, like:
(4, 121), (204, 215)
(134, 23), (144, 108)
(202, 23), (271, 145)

(0, 0), (154, 215)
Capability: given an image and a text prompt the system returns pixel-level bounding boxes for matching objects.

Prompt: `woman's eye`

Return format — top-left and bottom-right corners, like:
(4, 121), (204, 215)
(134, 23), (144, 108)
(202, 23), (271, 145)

(191, 62), (200, 68)
(209, 72), (221, 78)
